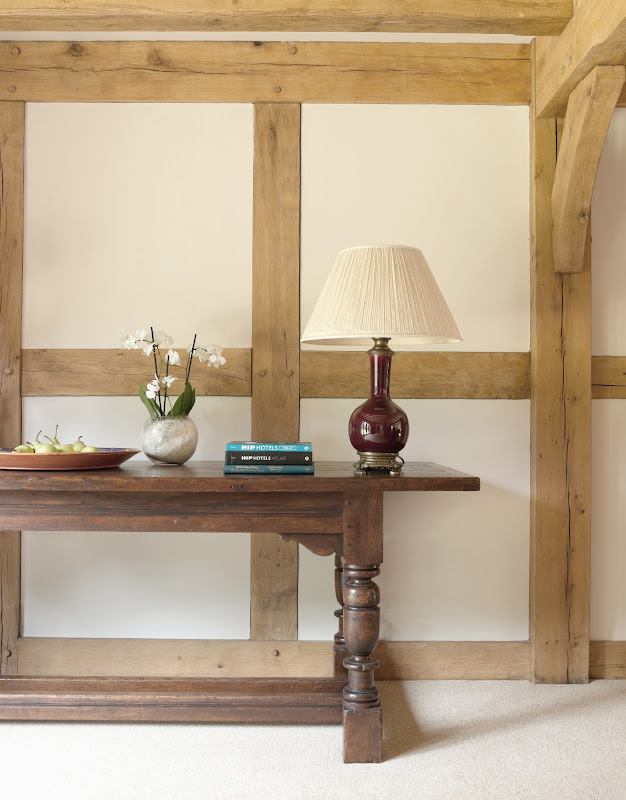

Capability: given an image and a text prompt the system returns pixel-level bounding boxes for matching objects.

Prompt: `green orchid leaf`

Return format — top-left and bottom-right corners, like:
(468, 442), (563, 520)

(168, 392), (184, 417)
(180, 382), (195, 416)
(168, 382), (195, 417)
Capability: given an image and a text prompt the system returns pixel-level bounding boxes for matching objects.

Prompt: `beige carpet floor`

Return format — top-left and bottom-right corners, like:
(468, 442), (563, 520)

(0, 680), (625, 799)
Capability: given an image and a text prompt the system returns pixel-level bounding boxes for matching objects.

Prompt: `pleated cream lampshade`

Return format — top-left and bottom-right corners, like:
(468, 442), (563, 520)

(301, 245), (462, 346)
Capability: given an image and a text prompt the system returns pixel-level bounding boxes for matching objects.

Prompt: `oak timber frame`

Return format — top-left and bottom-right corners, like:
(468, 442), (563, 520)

(1, 0), (626, 685)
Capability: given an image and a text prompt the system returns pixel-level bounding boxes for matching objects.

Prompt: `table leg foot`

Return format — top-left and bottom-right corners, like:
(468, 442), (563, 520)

(343, 705), (383, 763)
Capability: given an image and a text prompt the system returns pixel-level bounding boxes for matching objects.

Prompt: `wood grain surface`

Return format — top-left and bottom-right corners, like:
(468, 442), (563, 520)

(589, 641), (626, 679)
(591, 356), (626, 398)
(18, 638), (334, 678)
(0, 461), (480, 494)
(0, 676), (345, 722)
(250, 103), (301, 641)
(0, 0), (571, 35)
(15, 637), (533, 680)
(530, 42), (591, 684)
(301, 350), (530, 399)
(535, 0), (626, 117)
(0, 102), (23, 677)
(21, 348), (251, 396)
(552, 66), (625, 273)
(0, 41), (531, 105)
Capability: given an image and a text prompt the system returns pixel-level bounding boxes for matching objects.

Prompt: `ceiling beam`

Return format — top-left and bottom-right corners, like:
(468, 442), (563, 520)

(536, 0), (626, 118)
(0, 0), (571, 35)
(552, 66), (625, 273)
(0, 41), (530, 105)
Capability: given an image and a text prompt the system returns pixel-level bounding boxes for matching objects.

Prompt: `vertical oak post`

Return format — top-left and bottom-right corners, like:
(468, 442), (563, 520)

(0, 102), (24, 675)
(530, 42), (591, 683)
(250, 103), (301, 640)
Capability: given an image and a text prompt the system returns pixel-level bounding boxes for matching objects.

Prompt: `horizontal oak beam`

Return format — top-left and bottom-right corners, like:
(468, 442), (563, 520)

(23, 349), (532, 399)
(0, 41), (530, 105)
(21, 348), (252, 397)
(535, 0), (626, 118)
(17, 637), (532, 680)
(0, 1), (572, 35)
(18, 637), (334, 678)
(20, 637), (626, 680)
(22, 350), (626, 399)
(301, 351), (530, 399)
(589, 641), (626, 679)
(591, 356), (626, 398)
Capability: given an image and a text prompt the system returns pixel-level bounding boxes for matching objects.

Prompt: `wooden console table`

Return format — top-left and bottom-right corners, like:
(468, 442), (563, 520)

(0, 460), (479, 763)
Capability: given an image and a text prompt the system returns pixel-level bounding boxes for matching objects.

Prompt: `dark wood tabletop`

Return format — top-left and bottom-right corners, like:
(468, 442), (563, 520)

(0, 460), (480, 493)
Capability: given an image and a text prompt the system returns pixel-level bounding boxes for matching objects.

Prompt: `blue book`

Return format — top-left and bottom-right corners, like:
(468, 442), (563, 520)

(223, 464), (314, 474)
(226, 441), (312, 453)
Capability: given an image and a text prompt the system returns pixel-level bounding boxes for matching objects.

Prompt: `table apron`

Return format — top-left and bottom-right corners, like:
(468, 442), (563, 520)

(0, 490), (345, 534)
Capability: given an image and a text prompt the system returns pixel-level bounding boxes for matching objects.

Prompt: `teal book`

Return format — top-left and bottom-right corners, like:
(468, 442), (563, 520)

(223, 464), (314, 474)
(226, 441), (312, 453)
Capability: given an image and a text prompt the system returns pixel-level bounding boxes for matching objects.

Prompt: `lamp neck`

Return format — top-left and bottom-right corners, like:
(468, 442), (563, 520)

(368, 337), (394, 397)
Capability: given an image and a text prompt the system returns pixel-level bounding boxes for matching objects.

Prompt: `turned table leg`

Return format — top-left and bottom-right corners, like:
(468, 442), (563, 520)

(333, 554), (348, 677)
(343, 564), (382, 763)
(341, 493), (384, 763)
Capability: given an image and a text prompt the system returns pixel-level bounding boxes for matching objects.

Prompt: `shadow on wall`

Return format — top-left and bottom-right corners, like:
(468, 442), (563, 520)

(381, 486), (529, 642)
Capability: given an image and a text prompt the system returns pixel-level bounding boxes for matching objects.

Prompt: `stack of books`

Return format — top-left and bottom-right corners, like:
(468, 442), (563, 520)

(223, 441), (314, 474)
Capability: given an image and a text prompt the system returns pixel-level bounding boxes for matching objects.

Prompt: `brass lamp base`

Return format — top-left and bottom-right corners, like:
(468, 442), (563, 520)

(353, 451), (405, 474)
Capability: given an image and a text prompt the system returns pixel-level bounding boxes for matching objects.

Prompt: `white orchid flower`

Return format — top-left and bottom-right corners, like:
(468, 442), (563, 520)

(208, 352), (227, 368)
(155, 330), (174, 348)
(145, 378), (160, 399)
(162, 375), (178, 388)
(207, 343), (226, 368)
(122, 333), (135, 349)
(196, 347), (209, 363)
(142, 341), (154, 357)
(166, 349), (181, 366)
(135, 329), (146, 342)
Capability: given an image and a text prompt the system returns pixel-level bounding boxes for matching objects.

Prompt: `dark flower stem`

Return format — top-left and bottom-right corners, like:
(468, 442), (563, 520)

(163, 357), (170, 412)
(186, 333), (197, 385)
(150, 326), (163, 416)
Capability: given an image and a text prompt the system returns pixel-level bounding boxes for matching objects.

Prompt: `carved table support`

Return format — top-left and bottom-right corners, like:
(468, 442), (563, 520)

(333, 554), (348, 677)
(342, 492), (383, 763)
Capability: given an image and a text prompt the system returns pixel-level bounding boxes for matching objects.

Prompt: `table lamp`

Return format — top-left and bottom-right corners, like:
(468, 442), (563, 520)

(301, 245), (462, 472)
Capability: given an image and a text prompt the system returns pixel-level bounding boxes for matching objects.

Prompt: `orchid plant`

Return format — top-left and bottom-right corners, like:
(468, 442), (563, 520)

(121, 328), (226, 420)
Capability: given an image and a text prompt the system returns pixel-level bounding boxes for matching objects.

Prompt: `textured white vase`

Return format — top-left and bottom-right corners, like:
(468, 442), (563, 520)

(142, 416), (198, 465)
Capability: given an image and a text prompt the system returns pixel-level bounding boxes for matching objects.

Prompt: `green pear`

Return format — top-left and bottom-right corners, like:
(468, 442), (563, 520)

(35, 443), (58, 454)
(72, 436), (85, 452)
(56, 444), (75, 453)
(13, 444), (34, 453)
(81, 446), (99, 453)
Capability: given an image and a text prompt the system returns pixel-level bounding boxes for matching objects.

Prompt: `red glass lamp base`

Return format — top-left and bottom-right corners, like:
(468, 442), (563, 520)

(348, 338), (409, 472)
